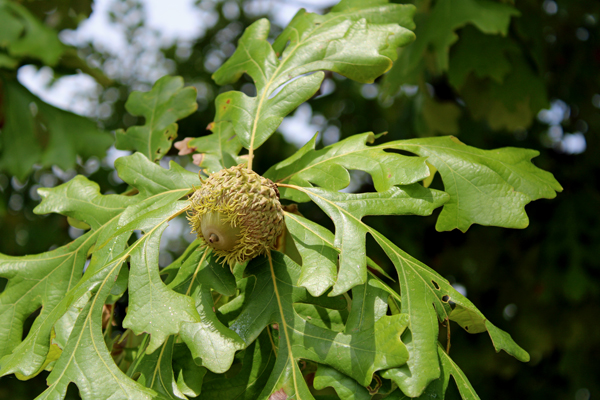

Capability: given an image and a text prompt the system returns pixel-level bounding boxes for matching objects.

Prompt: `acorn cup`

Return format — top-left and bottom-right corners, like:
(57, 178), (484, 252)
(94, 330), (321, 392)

(188, 165), (285, 266)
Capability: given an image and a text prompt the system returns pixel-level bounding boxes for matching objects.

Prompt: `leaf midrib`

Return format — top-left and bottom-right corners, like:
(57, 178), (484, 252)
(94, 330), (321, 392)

(267, 251), (302, 398)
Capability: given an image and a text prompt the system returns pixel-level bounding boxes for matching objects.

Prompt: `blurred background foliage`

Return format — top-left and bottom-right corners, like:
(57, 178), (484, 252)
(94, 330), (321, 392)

(0, 0), (598, 399)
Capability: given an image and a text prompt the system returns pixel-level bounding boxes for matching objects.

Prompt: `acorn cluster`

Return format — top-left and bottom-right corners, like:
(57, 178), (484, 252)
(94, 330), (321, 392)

(188, 165), (284, 266)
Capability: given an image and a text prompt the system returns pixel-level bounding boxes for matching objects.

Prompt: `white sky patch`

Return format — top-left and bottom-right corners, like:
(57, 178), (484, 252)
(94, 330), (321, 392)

(560, 132), (586, 155)
(538, 99), (569, 126)
(278, 103), (324, 148)
(18, 66), (100, 116)
(243, 0), (339, 27)
(20, 0), (212, 115)
(452, 283), (467, 297)
(538, 99), (587, 155)
(144, 0), (206, 44)
(102, 146), (132, 169)
(60, 0), (127, 52)
(61, 0), (206, 50)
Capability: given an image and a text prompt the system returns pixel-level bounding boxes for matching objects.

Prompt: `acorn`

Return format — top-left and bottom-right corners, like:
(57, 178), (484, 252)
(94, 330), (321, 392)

(188, 165), (284, 266)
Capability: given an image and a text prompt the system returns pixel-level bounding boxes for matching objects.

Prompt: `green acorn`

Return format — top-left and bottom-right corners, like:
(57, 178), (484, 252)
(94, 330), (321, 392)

(188, 165), (284, 266)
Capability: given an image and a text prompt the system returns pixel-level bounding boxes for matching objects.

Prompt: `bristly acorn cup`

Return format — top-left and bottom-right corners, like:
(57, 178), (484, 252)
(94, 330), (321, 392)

(188, 165), (285, 266)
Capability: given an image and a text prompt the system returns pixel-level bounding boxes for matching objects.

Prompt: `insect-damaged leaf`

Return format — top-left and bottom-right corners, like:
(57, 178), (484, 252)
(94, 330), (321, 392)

(282, 201), (529, 398)
(374, 232), (528, 396)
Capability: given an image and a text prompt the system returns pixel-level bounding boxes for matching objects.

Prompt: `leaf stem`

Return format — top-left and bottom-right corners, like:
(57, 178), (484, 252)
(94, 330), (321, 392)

(185, 248), (209, 296)
(267, 250), (302, 398)
(247, 150), (254, 171)
(266, 324), (278, 356)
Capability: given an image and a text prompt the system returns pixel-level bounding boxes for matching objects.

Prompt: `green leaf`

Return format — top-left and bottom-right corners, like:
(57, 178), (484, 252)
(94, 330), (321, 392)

(485, 321), (529, 361)
(172, 343), (207, 397)
(426, 0), (520, 71)
(30, 190), (202, 398)
(382, 345), (481, 400)
(313, 365), (371, 400)
(459, 55), (548, 130)
(373, 231), (528, 396)
(0, 53), (18, 68)
(0, 3), (23, 45)
(230, 252), (409, 399)
(283, 184), (448, 295)
(282, 187), (524, 396)
(344, 278), (389, 334)
(186, 121), (243, 174)
(293, 303), (348, 333)
(121, 221), (201, 353)
(373, 236), (445, 397)
(198, 332), (275, 400)
(0, 1), (64, 65)
(127, 336), (187, 400)
(388, 136), (562, 232)
(265, 132), (430, 203)
(115, 75), (198, 162)
(284, 212), (338, 297)
(1, 209), (165, 382)
(116, 202), (245, 374)
(437, 344), (481, 400)
(213, 18), (324, 153)
(212, 1), (416, 158)
(0, 176), (137, 376)
(11, 152), (204, 396)
(35, 175), (138, 230)
(447, 25), (519, 88)
(0, 80), (113, 181)
(285, 211), (392, 300)
(382, 0), (519, 92)
(115, 152), (200, 197)
(272, 1), (416, 80)
(0, 233), (96, 362)
(309, 277), (394, 397)
(450, 302), (529, 361)
(420, 95), (462, 136)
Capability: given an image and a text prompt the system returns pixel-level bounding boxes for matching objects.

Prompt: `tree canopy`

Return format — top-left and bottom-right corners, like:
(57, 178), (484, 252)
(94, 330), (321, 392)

(0, 0), (598, 399)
